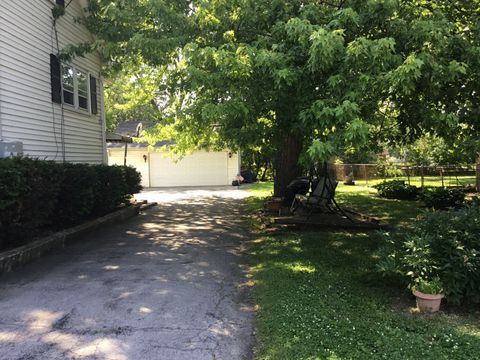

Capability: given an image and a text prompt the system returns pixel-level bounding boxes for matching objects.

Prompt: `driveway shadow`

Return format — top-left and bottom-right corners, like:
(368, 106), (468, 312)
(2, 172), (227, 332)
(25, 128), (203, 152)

(0, 190), (254, 360)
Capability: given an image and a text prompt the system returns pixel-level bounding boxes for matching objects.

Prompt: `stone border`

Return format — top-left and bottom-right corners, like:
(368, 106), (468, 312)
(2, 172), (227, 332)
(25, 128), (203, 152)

(0, 202), (157, 274)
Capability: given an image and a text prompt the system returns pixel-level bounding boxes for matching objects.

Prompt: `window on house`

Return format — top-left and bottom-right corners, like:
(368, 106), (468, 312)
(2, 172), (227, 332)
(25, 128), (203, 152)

(77, 70), (89, 110)
(62, 65), (75, 106)
(51, 55), (97, 113)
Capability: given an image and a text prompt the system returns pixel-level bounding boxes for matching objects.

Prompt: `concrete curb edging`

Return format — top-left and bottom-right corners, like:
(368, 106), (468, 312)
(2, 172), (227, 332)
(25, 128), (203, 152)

(0, 202), (158, 274)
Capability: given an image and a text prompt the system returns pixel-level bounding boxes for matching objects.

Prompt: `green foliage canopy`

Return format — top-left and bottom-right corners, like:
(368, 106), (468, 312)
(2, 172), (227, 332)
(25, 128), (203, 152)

(85, 0), (480, 190)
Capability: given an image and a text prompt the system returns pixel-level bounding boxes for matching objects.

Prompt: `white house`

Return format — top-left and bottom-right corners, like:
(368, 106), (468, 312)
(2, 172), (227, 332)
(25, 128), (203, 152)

(0, 0), (106, 163)
(108, 122), (240, 188)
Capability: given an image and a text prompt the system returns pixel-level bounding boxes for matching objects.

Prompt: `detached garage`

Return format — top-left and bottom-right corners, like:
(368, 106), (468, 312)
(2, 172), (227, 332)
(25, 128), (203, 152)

(107, 122), (240, 188)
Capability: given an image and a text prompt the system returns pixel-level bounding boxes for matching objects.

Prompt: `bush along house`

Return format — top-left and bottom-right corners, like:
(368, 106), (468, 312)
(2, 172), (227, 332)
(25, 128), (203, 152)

(0, 0), (106, 163)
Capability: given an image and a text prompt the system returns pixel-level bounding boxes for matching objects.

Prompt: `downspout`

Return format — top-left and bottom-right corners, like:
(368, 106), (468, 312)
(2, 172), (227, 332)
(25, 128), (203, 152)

(52, 9), (66, 162)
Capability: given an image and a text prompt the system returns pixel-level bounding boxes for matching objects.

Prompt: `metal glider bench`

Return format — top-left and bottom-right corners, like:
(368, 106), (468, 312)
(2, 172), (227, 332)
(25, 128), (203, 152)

(290, 175), (353, 222)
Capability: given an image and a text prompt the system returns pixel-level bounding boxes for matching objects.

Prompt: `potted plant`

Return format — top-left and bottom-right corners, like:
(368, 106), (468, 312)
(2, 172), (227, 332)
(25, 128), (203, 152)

(412, 277), (444, 313)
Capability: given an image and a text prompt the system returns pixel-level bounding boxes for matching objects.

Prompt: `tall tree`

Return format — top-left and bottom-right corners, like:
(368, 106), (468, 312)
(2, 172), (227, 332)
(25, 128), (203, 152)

(86, 0), (480, 195)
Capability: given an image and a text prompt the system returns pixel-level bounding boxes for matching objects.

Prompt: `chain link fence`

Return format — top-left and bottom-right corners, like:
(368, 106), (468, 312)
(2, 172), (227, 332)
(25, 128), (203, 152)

(331, 164), (477, 188)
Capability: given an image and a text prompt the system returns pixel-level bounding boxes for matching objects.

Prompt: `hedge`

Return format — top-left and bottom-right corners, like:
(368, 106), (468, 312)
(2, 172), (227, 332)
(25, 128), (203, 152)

(0, 158), (142, 250)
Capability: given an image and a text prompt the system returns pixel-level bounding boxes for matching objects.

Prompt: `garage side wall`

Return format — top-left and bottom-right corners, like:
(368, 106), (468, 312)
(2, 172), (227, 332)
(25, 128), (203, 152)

(228, 152), (240, 184)
(108, 149), (150, 188)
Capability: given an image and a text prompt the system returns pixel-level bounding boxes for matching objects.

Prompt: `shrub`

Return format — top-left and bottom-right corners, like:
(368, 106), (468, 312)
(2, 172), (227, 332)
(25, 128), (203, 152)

(123, 166), (143, 195)
(0, 158), (141, 250)
(0, 158), (64, 248)
(421, 187), (465, 209)
(377, 205), (480, 304)
(412, 277), (443, 295)
(55, 164), (99, 226)
(373, 180), (419, 200)
(0, 158), (29, 224)
(91, 165), (128, 216)
(0, 158), (31, 249)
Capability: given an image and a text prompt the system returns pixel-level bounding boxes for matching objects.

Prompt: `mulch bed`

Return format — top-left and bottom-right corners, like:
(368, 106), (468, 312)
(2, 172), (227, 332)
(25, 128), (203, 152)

(260, 205), (389, 232)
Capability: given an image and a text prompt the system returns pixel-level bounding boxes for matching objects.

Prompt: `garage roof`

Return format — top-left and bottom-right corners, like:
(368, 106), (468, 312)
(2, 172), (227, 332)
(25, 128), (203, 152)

(107, 121), (175, 149)
(105, 132), (133, 143)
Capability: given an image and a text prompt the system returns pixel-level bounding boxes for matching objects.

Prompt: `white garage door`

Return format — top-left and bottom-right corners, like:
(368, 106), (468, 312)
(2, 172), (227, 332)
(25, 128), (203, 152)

(150, 151), (229, 187)
(108, 151), (150, 188)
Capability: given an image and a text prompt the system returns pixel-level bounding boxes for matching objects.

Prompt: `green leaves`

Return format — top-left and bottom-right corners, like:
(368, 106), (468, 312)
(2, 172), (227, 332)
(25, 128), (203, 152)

(104, 62), (163, 130)
(335, 100), (360, 123)
(307, 140), (335, 163)
(285, 18), (316, 46)
(211, 46), (253, 80)
(346, 37), (397, 73)
(377, 205), (480, 304)
(308, 28), (345, 72)
(446, 60), (467, 78)
(390, 54), (425, 95)
(51, 4), (66, 19)
(344, 118), (369, 148)
(87, 0), (480, 190)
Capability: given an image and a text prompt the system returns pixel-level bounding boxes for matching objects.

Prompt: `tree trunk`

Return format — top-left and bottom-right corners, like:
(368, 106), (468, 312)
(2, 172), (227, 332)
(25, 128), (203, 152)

(476, 155), (480, 192)
(273, 133), (303, 197)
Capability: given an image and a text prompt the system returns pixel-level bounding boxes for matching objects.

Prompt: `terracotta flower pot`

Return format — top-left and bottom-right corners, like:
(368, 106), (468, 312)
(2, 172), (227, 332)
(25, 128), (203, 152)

(413, 290), (444, 313)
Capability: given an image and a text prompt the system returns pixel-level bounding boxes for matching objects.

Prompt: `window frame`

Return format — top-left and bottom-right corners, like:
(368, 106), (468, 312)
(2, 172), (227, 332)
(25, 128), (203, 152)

(60, 64), (93, 114)
(61, 64), (75, 107)
(76, 68), (89, 111)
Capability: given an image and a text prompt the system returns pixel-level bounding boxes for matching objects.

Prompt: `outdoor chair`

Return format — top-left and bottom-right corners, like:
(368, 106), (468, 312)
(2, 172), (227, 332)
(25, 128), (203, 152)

(290, 176), (334, 213)
(290, 175), (353, 221)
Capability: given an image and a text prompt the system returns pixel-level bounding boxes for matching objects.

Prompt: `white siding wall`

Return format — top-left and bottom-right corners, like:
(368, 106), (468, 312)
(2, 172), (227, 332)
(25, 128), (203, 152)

(0, 0), (105, 163)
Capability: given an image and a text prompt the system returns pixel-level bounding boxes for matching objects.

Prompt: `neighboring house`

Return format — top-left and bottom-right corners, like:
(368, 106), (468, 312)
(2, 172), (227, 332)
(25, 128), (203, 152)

(108, 121), (240, 188)
(0, 0), (106, 163)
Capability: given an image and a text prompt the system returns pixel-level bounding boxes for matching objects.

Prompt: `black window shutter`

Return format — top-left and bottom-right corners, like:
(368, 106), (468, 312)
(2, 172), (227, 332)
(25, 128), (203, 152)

(90, 75), (98, 114)
(50, 54), (62, 104)
(56, 0), (65, 7)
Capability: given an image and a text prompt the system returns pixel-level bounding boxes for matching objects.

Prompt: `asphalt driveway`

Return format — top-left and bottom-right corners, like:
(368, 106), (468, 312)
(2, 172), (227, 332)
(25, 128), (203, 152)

(0, 186), (254, 360)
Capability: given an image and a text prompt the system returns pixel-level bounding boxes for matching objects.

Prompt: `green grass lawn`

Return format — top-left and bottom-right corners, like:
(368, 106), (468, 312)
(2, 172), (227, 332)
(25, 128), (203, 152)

(247, 182), (480, 360)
